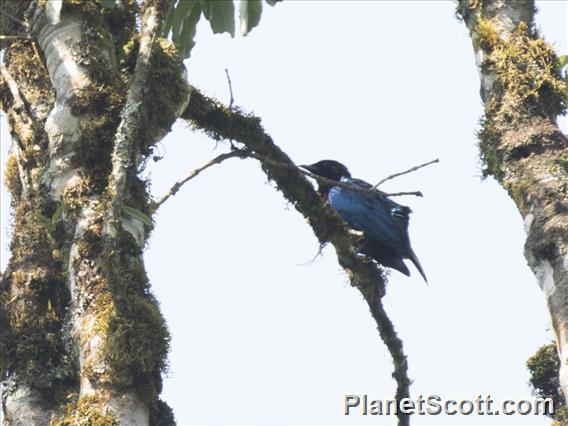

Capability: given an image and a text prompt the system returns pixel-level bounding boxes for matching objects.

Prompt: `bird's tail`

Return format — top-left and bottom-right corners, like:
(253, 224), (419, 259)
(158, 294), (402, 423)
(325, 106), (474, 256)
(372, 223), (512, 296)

(407, 247), (428, 284)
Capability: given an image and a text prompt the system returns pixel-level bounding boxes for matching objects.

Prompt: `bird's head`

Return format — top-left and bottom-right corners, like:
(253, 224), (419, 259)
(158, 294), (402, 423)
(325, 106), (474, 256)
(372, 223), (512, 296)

(300, 160), (351, 181)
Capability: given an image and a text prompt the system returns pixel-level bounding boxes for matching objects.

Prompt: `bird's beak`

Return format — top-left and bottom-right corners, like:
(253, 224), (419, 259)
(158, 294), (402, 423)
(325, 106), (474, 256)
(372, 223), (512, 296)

(299, 164), (315, 173)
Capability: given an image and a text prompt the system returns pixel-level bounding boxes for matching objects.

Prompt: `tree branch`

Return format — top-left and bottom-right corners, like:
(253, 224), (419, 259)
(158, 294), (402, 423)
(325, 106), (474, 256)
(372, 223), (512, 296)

(374, 158), (439, 188)
(154, 150), (247, 209)
(181, 87), (411, 425)
(106, 0), (164, 231)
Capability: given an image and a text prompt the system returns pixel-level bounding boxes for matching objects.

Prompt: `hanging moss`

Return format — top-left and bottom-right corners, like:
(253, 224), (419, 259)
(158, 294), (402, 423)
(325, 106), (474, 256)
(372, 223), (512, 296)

(51, 395), (118, 426)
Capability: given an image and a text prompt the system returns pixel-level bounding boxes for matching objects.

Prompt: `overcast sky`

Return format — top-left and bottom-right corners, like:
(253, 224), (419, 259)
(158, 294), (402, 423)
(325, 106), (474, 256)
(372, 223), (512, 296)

(1, 1), (567, 425)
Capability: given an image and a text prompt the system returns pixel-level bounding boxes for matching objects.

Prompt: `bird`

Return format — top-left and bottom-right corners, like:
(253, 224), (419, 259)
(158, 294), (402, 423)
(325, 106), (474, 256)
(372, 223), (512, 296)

(300, 159), (427, 282)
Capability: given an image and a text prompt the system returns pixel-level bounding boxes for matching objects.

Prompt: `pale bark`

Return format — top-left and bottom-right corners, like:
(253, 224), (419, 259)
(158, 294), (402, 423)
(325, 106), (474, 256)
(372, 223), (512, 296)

(458, 0), (568, 399)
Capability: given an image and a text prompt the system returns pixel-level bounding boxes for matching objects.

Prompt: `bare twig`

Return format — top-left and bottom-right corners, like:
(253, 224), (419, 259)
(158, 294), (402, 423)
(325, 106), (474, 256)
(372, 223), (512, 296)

(246, 152), (422, 198)
(374, 158), (439, 188)
(225, 68), (234, 108)
(387, 191), (423, 197)
(154, 150), (245, 209)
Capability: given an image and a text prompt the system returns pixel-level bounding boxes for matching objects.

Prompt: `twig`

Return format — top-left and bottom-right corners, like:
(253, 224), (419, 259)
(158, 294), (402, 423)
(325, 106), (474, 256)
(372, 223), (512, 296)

(225, 68), (234, 108)
(246, 152), (422, 198)
(374, 158), (439, 188)
(154, 150), (245, 209)
(387, 191), (423, 197)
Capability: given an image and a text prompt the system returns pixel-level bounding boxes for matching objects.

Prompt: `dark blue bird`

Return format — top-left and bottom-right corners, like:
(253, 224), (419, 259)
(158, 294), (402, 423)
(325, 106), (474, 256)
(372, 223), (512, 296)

(300, 160), (427, 282)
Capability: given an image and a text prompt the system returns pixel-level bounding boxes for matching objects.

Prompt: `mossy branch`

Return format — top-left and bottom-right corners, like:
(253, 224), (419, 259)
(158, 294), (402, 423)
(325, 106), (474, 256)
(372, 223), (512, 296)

(181, 87), (411, 425)
(106, 0), (166, 232)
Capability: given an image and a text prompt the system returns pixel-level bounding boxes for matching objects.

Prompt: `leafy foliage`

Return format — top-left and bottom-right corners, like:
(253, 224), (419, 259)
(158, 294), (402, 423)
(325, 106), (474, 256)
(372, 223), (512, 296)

(163, 0), (281, 58)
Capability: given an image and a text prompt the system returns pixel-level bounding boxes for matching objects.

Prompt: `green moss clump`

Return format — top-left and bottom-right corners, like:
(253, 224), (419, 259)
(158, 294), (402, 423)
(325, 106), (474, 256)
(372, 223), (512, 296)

(3, 153), (22, 198)
(51, 395), (118, 426)
(476, 18), (566, 117)
(527, 343), (564, 416)
(84, 246), (170, 401)
(104, 295), (170, 398)
(473, 17), (567, 178)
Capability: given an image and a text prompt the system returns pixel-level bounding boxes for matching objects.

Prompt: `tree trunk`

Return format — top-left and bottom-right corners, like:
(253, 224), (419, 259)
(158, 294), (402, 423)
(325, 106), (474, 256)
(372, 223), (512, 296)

(457, 0), (568, 400)
(1, 1), (188, 424)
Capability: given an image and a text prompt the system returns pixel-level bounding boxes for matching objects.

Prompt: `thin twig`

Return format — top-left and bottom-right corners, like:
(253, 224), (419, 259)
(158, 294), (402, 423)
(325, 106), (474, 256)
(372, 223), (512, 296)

(154, 150), (245, 209)
(387, 191), (423, 197)
(246, 152), (422, 198)
(374, 158), (439, 188)
(225, 68), (234, 108)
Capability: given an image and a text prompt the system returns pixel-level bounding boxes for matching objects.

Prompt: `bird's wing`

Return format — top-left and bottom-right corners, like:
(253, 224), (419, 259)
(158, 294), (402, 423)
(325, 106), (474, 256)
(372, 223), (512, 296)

(338, 178), (411, 229)
(328, 178), (410, 249)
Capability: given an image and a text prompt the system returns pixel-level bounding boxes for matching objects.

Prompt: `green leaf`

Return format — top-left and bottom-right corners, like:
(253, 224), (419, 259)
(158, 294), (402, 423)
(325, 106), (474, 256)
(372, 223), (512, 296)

(172, 0), (198, 42)
(199, 0), (235, 37)
(559, 55), (568, 70)
(265, 0), (281, 6)
(162, 0), (178, 37)
(99, 0), (117, 9)
(177, 2), (202, 58)
(122, 205), (153, 227)
(46, 0), (63, 25)
(239, 0), (262, 36)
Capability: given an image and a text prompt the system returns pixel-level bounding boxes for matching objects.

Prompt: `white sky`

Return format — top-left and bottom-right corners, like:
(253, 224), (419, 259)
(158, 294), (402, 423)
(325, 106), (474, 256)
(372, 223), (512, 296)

(1, 1), (567, 425)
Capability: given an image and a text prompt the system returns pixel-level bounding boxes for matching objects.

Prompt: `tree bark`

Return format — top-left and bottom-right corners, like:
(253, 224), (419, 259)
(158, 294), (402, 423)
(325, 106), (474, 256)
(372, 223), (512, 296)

(1, 1), (187, 424)
(457, 0), (568, 399)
